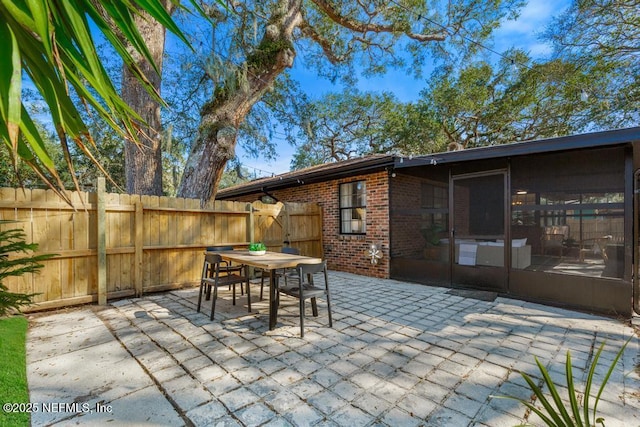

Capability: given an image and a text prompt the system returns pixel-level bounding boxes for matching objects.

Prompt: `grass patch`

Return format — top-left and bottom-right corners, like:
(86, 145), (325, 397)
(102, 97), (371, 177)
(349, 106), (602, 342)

(0, 316), (30, 427)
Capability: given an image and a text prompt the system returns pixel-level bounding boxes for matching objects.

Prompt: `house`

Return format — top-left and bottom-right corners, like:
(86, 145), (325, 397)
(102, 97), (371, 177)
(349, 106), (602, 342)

(217, 127), (640, 316)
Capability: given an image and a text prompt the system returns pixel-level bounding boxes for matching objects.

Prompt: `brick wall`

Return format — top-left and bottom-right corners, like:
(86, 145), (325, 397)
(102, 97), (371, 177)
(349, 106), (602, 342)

(226, 171), (390, 278)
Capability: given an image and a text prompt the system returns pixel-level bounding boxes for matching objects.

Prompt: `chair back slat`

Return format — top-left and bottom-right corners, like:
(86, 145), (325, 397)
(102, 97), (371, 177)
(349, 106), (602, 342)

(296, 260), (326, 276)
(205, 253), (222, 264)
(207, 245), (234, 251)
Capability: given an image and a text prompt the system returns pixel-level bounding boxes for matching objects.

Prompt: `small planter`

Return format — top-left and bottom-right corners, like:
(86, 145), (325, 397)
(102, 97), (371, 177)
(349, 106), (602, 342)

(424, 246), (440, 260)
(248, 242), (267, 255)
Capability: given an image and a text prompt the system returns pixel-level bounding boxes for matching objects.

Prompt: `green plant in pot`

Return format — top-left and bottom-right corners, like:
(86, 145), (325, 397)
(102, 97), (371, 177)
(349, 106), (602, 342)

(421, 224), (445, 260)
(249, 242), (267, 255)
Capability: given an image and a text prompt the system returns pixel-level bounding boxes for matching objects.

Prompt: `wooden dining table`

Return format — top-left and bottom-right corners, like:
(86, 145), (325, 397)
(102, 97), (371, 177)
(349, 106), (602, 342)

(211, 250), (323, 330)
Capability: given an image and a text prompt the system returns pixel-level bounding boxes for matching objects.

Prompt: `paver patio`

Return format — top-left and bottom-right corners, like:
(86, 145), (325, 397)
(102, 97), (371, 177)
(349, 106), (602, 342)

(27, 271), (640, 426)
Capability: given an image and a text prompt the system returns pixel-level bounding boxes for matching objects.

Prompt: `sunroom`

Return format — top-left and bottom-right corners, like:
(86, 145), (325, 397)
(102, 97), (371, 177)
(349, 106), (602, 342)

(389, 127), (639, 316)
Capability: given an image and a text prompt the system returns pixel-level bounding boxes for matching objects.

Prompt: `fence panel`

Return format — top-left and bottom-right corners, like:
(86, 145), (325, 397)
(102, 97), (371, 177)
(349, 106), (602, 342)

(284, 202), (323, 257)
(0, 186), (321, 311)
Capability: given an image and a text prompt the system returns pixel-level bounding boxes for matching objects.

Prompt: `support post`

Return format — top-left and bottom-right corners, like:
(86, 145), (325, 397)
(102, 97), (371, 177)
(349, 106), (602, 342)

(134, 200), (144, 297)
(96, 177), (107, 305)
(248, 202), (254, 244)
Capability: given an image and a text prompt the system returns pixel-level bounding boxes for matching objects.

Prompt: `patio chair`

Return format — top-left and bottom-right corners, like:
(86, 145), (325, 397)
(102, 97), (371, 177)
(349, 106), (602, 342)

(579, 235), (612, 263)
(197, 253), (251, 320)
(278, 260), (332, 337)
(540, 225), (569, 257)
(259, 246), (300, 300)
(206, 246), (244, 296)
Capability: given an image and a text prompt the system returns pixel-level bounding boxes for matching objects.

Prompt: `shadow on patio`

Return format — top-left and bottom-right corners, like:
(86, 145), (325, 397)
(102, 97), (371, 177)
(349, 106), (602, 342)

(27, 271), (640, 426)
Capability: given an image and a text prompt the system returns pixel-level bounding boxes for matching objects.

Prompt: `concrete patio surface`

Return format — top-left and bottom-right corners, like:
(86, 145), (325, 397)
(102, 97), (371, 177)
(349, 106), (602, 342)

(27, 271), (640, 426)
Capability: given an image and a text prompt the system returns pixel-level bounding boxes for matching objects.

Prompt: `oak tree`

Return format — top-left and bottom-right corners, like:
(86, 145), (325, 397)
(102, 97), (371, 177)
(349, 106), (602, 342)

(176, 0), (525, 204)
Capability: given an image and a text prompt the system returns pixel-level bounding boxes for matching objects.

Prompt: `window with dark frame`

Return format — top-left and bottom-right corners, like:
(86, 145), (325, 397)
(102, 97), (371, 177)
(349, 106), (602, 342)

(339, 181), (366, 234)
(421, 182), (449, 229)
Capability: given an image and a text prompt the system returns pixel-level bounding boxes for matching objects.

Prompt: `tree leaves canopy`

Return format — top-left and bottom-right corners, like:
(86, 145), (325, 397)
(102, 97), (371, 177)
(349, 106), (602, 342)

(176, 0), (528, 203)
(0, 0), (210, 202)
(287, 1), (639, 169)
(543, 0), (639, 128)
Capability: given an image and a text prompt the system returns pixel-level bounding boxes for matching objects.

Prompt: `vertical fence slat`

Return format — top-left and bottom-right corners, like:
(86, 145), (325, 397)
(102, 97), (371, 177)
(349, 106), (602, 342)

(135, 199), (143, 297)
(97, 177), (107, 305)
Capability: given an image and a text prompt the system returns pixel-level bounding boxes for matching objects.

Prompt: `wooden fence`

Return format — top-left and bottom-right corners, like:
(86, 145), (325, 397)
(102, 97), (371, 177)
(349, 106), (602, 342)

(0, 181), (322, 312)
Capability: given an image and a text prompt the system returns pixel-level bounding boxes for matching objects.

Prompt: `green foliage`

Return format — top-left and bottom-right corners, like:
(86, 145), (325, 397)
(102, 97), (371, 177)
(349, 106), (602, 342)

(292, 42), (622, 163)
(419, 50), (592, 149)
(249, 242), (267, 252)
(0, 0), (212, 201)
(420, 224), (445, 246)
(247, 38), (294, 70)
(0, 223), (55, 316)
(298, 0), (525, 81)
(218, 160), (251, 190)
(543, 0), (639, 129)
(501, 339), (630, 427)
(286, 1), (639, 165)
(0, 316), (29, 426)
(291, 89), (400, 169)
(178, 0), (526, 202)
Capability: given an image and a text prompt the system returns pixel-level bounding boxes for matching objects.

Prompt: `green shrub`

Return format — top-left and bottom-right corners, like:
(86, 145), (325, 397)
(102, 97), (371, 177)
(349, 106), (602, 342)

(0, 223), (55, 316)
(501, 339), (630, 427)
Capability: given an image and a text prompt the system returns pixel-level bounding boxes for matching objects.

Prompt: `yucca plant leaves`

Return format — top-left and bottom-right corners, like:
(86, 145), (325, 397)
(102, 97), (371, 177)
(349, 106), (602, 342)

(18, 107), (55, 168)
(520, 367), (567, 427)
(565, 351), (583, 426)
(582, 343), (604, 426)
(535, 355), (574, 425)
(26, 0), (52, 56)
(498, 339), (631, 427)
(516, 371), (562, 426)
(0, 0), (219, 199)
(592, 339), (629, 423)
(0, 17), (22, 155)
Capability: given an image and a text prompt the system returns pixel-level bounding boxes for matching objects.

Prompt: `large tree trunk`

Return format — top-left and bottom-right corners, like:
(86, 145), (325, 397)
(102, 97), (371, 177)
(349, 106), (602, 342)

(177, 1), (301, 205)
(121, 4), (171, 196)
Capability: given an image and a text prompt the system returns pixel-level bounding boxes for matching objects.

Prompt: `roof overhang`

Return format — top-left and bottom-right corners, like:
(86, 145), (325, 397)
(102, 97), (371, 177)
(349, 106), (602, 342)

(217, 127), (640, 200)
(394, 126), (640, 169)
(216, 154), (395, 200)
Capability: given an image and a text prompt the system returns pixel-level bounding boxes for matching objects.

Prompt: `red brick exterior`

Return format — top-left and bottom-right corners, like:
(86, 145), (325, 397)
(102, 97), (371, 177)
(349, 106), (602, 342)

(228, 171), (390, 278)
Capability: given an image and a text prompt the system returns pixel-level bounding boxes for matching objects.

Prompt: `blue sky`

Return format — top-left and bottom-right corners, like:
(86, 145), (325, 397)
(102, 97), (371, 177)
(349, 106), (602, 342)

(237, 0), (571, 176)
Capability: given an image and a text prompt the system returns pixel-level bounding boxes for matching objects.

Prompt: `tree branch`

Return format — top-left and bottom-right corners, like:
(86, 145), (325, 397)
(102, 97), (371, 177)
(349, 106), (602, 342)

(299, 21), (345, 63)
(310, 0), (447, 41)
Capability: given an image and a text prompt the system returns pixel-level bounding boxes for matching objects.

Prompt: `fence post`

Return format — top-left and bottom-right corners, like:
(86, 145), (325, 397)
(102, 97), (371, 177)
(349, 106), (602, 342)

(248, 202), (254, 244)
(96, 176), (107, 305)
(134, 200), (144, 297)
(282, 202), (290, 246)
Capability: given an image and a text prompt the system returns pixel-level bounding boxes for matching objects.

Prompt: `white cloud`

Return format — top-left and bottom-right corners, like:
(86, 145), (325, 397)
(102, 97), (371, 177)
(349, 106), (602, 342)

(494, 0), (571, 57)
(500, 0), (558, 33)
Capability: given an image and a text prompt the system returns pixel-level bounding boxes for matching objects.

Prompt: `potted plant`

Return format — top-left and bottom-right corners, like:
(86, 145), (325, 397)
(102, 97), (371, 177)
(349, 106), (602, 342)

(420, 223), (445, 260)
(248, 242), (267, 256)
